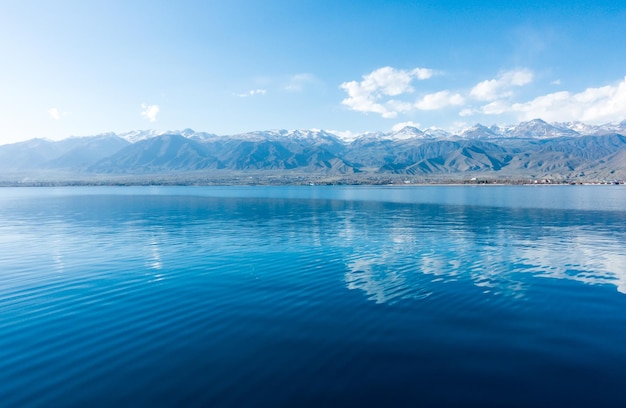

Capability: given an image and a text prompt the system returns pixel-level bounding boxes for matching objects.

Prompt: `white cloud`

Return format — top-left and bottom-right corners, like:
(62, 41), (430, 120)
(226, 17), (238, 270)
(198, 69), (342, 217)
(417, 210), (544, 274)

(285, 73), (317, 92)
(479, 76), (626, 124)
(48, 108), (61, 120)
(340, 66), (626, 126)
(391, 121), (421, 131)
(512, 77), (626, 123)
(470, 69), (534, 101)
(385, 99), (414, 114)
(480, 100), (511, 115)
(140, 104), (159, 122)
(236, 89), (267, 97)
(416, 90), (464, 110)
(340, 66), (434, 118)
(412, 68), (435, 80)
(551, 79), (562, 85)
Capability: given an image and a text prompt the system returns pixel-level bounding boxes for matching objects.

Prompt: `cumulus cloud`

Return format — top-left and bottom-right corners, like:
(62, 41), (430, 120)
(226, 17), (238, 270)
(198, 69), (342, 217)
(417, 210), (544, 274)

(470, 69), (534, 101)
(48, 108), (61, 120)
(416, 90), (464, 110)
(510, 77), (626, 123)
(140, 104), (159, 122)
(341, 66), (626, 125)
(236, 89), (267, 97)
(475, 76), (626, 123)
(340, 66), (434, 118)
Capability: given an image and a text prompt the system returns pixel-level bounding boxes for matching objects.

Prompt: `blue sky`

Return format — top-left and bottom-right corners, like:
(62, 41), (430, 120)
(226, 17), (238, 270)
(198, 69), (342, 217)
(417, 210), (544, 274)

(1, 0), (625, 144)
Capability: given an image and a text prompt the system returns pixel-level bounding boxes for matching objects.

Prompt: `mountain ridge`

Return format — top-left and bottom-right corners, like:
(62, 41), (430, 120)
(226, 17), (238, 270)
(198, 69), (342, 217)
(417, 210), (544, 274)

(1, 119), (626, 182)
(6, 118), (626, 147)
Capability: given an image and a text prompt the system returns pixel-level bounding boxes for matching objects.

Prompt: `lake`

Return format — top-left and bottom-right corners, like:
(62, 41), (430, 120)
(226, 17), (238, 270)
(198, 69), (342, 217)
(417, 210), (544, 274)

(1, 185), (626, 406)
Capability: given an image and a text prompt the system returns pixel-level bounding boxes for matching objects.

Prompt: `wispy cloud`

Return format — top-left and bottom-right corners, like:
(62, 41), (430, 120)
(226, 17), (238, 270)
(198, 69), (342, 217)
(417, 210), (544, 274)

(48, 107), (61, 120)
(459, 108), (474, 117)
(340, 66), (435, 118)
(284, 73), (317, 92)
(140, 104), (160, 122)
(236, 89), (267, 98)
(48, 107), (70, 120)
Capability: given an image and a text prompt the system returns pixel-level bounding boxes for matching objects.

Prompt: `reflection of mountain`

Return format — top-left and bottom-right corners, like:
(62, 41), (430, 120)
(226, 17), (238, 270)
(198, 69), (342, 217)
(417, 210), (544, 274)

(343, 204), (626, 303)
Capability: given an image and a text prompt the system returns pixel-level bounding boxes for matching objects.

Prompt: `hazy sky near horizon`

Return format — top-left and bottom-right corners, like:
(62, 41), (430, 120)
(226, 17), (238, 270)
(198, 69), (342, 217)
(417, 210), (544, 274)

(1, 0), (625, 144)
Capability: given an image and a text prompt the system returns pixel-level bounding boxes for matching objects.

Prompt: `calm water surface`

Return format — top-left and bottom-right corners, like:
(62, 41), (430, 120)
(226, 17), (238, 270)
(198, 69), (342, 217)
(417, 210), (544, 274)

(1, 185), (626, 406)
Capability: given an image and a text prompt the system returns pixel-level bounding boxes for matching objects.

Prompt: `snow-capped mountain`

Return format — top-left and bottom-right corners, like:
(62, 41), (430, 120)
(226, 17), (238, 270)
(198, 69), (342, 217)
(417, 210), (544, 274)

(2, 118), (626, 183)
(117, 129), (167, 143)
(386, 126), (427, 140)
(349, 126), (451, 142)
(422, 127), (452, 139)
(557, 120), (626, 136)
(227, 129), (338, 142)
(53, 118), (626, 147)
(504, 119), (580, 139)
(117, 128), (218, 143)
(458, 119), (626, 140)
(460, 124), (500, 140)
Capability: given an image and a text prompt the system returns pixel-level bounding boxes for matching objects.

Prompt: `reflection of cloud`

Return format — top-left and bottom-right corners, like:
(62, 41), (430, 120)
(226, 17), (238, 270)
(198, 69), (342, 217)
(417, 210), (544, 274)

(518, 232), (626, 293)
(420, 254), (456, 277)
(147, 234), (163, 282)
(345, 255), (432, 304)
(342, 211), (626, 304)
(344, 225), (436, 304)
(52, 247), (65, 273)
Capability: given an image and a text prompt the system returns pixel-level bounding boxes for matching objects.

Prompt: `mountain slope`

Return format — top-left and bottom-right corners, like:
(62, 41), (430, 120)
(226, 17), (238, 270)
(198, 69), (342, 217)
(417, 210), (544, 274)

(0, 136), (129, 171)
(89, 134), (221, 173)
(47, 135), (130, 169)
(2, 119), (625, 181)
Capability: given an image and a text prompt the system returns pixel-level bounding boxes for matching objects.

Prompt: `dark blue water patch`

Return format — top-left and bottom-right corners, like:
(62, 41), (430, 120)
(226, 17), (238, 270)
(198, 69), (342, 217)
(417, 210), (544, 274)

(1, 187), (626, 406)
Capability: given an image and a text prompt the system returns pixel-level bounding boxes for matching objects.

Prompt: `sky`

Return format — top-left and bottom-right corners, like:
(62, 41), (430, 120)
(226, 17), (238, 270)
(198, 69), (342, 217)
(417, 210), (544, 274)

(1, 0), (625, 144)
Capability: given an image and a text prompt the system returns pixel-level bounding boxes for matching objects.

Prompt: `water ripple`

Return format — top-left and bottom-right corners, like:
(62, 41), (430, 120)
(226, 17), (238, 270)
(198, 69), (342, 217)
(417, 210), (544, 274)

(2, 187), (626, 406)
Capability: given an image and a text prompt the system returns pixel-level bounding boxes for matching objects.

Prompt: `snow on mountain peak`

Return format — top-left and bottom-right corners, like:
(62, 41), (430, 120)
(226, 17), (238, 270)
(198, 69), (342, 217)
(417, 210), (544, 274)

(119, 129), (167, 143)
(389, 126), (425, 140)
(72, 118), (626, 148)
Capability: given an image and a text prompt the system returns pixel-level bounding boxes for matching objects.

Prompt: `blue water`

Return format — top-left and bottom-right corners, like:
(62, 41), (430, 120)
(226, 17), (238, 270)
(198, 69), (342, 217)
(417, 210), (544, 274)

(1, 185), (626, 406)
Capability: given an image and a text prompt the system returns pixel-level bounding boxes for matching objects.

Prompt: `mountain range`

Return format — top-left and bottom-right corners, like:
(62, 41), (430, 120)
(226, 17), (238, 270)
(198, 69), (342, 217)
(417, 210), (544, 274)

(2, 119), (626, 183)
